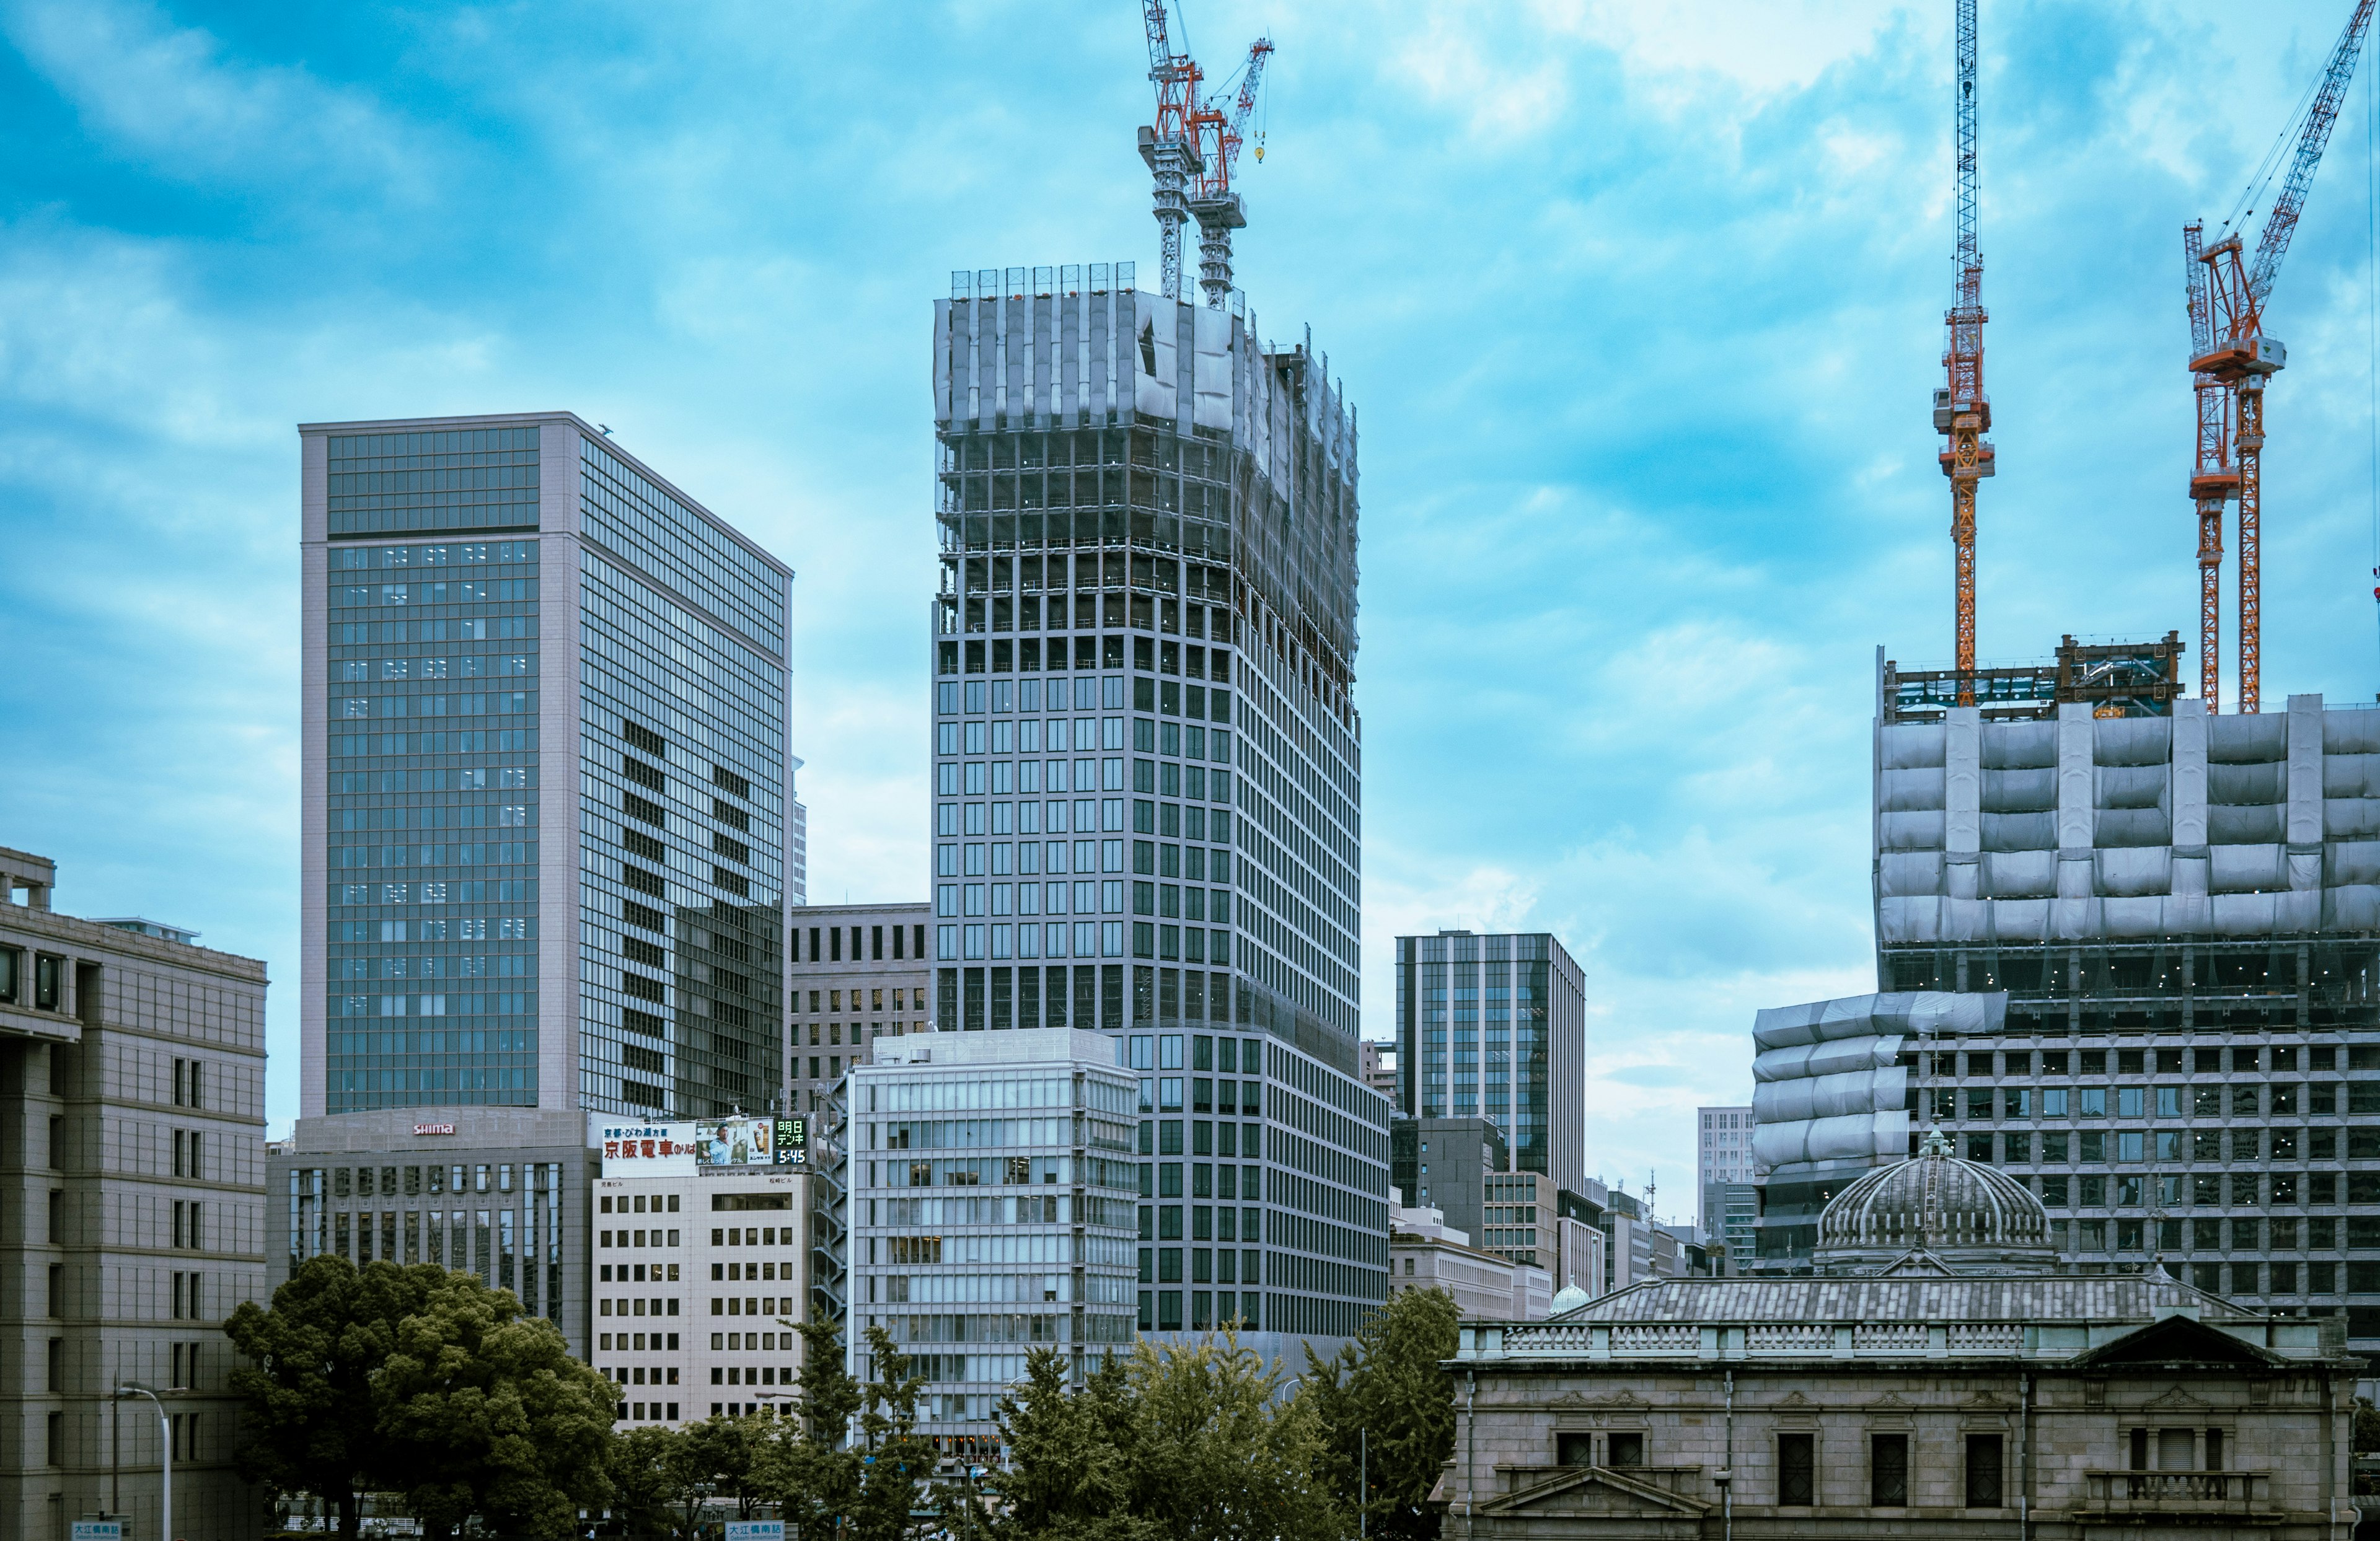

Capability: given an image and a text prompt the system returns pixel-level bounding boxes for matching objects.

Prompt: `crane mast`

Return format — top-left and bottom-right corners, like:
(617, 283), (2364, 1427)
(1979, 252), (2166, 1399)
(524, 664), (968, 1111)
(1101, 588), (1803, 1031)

(1936, 0), (1994, 700)
(1188, 40), (1273, 307)
(1140, 1), (1203, 301)
(2184, 0), (2373, 714)
(2183, 221), (2234, 713)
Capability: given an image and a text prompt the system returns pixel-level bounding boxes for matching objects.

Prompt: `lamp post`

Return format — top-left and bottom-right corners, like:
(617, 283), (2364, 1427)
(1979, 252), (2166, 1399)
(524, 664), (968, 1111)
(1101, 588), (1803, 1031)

(116, 1384), (167, 1541)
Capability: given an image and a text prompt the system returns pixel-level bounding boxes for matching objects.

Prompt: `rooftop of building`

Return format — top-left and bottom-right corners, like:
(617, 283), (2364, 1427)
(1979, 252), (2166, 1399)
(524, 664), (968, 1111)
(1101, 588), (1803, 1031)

(864, 1025), (1122, 1071)
(1, 846), (264, 981)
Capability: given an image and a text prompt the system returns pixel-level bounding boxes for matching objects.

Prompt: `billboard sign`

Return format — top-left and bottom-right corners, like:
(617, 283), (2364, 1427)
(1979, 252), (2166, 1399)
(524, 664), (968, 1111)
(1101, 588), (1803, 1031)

(598, 1117), (808, 1177)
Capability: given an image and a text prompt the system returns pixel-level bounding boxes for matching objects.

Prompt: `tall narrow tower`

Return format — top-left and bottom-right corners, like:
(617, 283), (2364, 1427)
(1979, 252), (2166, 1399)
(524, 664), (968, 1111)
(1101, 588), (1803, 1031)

(1936, 0), (1994, 696)
(928, 263), (1386, 1389)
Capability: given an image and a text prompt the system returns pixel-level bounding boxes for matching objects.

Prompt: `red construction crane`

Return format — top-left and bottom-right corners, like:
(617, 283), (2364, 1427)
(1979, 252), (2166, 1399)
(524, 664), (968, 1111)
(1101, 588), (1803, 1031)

(1139, 4), (1273, 307)
(1936, 0), (1994, 700)
(2185, 0), (2374, 714)
(1187, 39), (1273, 307)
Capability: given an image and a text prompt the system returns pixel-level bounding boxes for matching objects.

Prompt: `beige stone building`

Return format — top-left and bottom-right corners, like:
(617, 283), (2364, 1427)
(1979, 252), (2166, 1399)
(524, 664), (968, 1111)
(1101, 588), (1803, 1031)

(1439, 1140), (2365, 1537)
(0, 846), (269, 1541)
(1392, 1203), (1551, 1321)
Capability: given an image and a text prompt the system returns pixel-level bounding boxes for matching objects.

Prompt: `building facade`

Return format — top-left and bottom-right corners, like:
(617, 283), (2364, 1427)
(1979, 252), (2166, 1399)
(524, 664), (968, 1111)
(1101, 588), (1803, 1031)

(272, 1109), (593, 1349)
(788, 905), (931, 1115)
(1440, 1142), (2365, 1539)
(1360, 1038), (1395, 1101)
(1871, 690), (2380, 1355)
(0, 848), (268, 1541)
(927, 266), (1390, 1351)
(1395, 930), (1587, 1195)
(588, 1117), (810, 1428)
(1696, 1104), (1753, 1231)
(1391, 1116), (1507, 1240)
(788, 757), (809, 908)
(1389, 1203), (1549, 1320)
(299, 410), (794, 1125)
(846, 1029), (1139, 1460)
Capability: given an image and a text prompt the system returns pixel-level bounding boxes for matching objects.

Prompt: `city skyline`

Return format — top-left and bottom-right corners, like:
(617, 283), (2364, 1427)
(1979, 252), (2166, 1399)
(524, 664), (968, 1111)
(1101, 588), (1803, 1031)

(12, 1), (2380, 1200)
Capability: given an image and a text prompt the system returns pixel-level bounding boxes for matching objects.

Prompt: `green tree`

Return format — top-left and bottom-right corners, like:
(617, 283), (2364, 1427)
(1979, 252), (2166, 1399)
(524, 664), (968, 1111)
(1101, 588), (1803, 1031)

(848, 1325), (935, 1541)
(611, 1424), (705, 1540)
(993, 1347), (1144, 1541)
(1124, 1332), (1344, 1541)
(372, 1264), (617, 1540)
(683, 1413), (774, 1519)
(1301, 1288), (1461, 1541)
(764, 1317), (864, 1539)
(225, 1255), (438, 1540)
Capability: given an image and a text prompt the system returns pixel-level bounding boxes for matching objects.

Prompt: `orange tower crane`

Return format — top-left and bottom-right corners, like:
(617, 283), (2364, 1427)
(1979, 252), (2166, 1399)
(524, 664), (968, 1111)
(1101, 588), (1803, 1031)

(2185, 0), (2374, 714)
(1936, 0), (1995, 700)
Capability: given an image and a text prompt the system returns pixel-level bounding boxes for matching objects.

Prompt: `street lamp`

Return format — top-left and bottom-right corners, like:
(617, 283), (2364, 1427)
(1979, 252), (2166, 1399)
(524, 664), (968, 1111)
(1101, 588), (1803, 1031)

(116, 1384), (167, 1541)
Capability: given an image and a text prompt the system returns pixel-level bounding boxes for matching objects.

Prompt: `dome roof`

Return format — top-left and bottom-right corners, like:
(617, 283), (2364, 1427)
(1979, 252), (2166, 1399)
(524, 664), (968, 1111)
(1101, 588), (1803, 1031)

(1814, 1133), (2056, 1275)
(1551, 1283), (1592, 1315)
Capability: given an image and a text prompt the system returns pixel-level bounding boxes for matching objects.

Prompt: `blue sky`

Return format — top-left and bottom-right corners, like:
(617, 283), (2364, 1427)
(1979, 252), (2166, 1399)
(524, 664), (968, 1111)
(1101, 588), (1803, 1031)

(5, 0), (2380, 1223)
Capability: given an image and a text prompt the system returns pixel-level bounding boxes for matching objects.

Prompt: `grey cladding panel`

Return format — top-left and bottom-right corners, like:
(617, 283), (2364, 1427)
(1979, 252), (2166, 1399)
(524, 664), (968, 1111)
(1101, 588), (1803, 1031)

(1980, 721), (2056, 770)
(2210, 805), (2285, 845)
(1981, 812), (2055, 852)
(1981, 768), (2056, 813)
(1880, 812), (1946, 851)
(1880, 768), (1946, 812)
(2210, 845), (2286, 895)
(2326, 799), (2380, 839)
(2324, 755), (2380, 798)
(2094, 808), (2172, 848)
(2208, 714), (2288, 763)
(1983, 850), (2055, 898)
(2209, 762), (2285, 804)
(2094, 766), (2169, 810)
(1882, 724), (1946, 770)
(2092, 716), (2172, 766)
(2325, 711), (2380, 753)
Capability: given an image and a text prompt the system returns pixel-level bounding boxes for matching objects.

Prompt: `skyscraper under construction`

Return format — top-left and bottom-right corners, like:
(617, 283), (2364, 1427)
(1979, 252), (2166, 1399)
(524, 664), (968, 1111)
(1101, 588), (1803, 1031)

(897, 263), (1385, 1405)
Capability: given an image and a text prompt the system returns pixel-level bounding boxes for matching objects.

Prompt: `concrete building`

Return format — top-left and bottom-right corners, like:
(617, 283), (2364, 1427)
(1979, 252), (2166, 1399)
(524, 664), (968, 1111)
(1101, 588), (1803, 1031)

(928, 266), (1389, 1349)
(1391, 1115), (1507, 1241)
(1360, 1038), (1395, 1101)
(1695, 1104), (1753, 1230)
(788, 905), (931, 1115)
(846, 1029), (1139, 1461)
(0, 847), (268, 1541)
(1395, 930), (1587, 1194)
(1389, 1201), (1549, 1320)
(276, 1109), (592, 1345)
(1439, 1141), (2365, 1539)
(1866, 682), (2380, 1353)
(587, 1115), (810, 1426)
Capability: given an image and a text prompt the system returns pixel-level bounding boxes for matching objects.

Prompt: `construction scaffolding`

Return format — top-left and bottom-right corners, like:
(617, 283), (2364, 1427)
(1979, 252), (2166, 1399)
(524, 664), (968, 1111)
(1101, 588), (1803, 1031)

(1881, 633), (2185, 726)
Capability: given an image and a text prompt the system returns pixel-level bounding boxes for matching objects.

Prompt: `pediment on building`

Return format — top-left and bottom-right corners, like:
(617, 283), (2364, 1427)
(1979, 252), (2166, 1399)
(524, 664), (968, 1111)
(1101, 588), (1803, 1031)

(1482, 1466), (1713, 1520)
(1960, 1389), (2009, 1409)
(2144, 1384), (2212, 1412)
(2069, 1313), (2288, 1370)
(1865, 1391), (1917, 1411)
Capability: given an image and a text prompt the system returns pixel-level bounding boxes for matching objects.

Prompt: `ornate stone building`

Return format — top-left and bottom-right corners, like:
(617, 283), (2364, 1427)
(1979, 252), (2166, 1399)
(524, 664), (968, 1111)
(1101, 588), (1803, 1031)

(1437, 1139), (2364, 1537)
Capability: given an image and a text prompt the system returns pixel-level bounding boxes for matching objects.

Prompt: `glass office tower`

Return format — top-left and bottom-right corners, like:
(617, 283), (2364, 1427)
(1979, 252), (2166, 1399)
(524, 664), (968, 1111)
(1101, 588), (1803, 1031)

(298, 412), (795, 1122)
(1395, 930), (1587, 1195)
(926, 266), (1387, 1356)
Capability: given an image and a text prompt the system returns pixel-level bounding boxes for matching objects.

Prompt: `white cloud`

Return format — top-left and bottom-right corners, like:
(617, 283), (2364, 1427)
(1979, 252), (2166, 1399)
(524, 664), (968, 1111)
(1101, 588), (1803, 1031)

(4, 0), (429, 193)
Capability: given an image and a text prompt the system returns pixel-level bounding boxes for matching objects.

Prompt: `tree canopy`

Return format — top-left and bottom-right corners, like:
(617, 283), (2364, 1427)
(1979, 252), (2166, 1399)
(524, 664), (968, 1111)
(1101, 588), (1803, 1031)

(226, 1257), (615, 1540)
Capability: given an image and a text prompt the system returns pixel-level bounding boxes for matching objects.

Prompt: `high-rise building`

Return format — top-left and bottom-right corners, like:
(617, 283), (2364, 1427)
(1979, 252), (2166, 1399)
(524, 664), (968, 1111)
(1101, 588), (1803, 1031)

(927, 266), (1388, 1355)
(0, 847), (267, 1541)
(788, 755), (809, 907)
(847, 1029), (1139, 1460)
(1857, 682), (2380, 1349)
(1394, 929), (1587, 1194)
(278, 411), (794, 1346)
(1696, 1104), (1753, 1231)
(1359, 1038), (1395, 1101)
